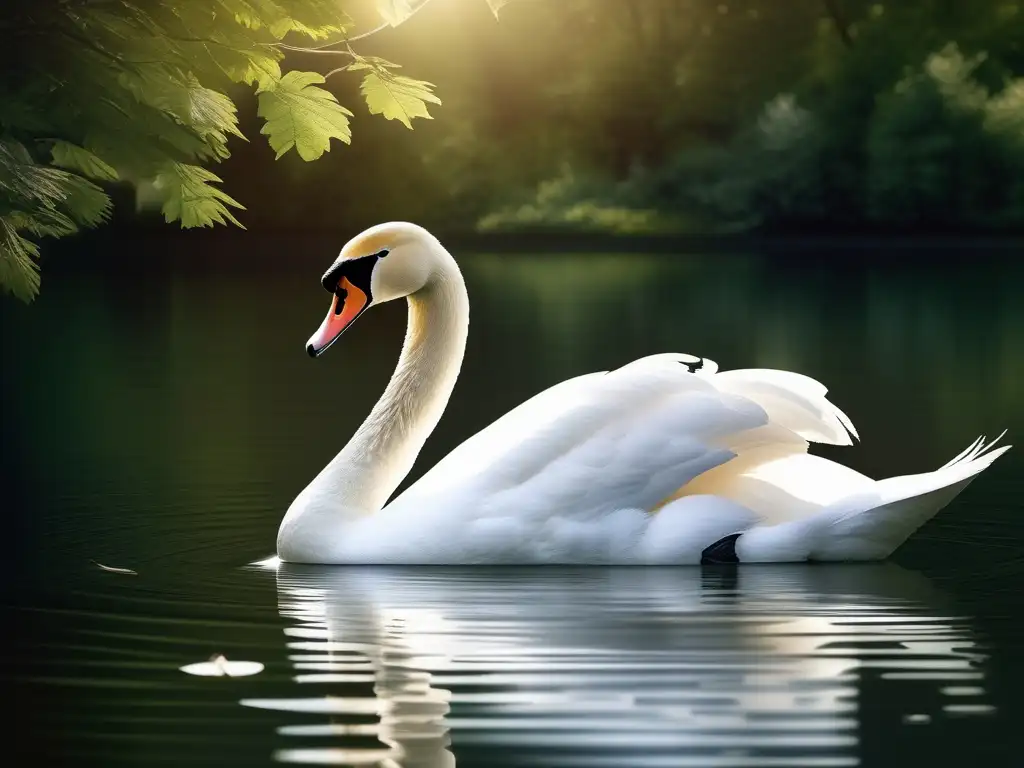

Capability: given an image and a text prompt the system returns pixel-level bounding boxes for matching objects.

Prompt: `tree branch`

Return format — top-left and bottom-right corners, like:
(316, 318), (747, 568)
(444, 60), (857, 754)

(277, 44), (353, 56)
(275, 0), (436, 54)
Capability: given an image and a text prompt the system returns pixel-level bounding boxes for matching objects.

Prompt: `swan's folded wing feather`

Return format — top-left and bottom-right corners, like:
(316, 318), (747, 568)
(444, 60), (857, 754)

(392, 355), (776, 519)
(711, 369), (858, 445)
(397, 370), (608, 498)
(480, 396), (747, 524)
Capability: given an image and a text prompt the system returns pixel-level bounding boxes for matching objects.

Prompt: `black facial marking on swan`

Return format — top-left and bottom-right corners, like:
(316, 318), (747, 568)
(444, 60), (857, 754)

(682, 357), (705, 374)
(333, 287), (347, 314)
(700, 533), (742, 565)
(321, 252), (381, 298)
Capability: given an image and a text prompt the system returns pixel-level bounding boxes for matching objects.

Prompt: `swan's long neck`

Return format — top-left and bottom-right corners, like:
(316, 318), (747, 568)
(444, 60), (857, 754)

(335, 260), (469, 511)
(281, 252), (468, 550)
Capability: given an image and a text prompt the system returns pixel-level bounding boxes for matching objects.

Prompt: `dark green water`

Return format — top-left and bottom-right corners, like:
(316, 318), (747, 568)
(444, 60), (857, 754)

(2, 234), (1022, 766)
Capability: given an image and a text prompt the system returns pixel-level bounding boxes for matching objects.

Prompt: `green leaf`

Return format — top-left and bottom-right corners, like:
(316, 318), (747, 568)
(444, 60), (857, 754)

(111, 68), (221, 160)
(165, 74), (246, 159)
(5, 209), (78, 239)
(285, 0), (356, 39)
(117, 64), (185, 113)
(224, 0), (291, 34)
(484, 0), (514, 19)
(376, 0), (415, 27)
(268, 17), (348, 40)
(50, 141), (119, 182)
(223, 50), (283, 90)
(115, 67), (244, 159)
(224, 0), (352, 40)
(154, 163), (245, 228)
(257, 71), (352, 160)
(60, 175), (113, 228)
(0, 217), (42, 302)
(179, 76), (246, 140)
(357, 68), (442, 129)
(1, 139), (110, 229)
(0, 139), (73, 205)
(344, 56), (402, 72)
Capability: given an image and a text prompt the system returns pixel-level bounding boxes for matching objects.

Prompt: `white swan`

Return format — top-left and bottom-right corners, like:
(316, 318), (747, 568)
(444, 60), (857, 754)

(277, 222), (1010, 565)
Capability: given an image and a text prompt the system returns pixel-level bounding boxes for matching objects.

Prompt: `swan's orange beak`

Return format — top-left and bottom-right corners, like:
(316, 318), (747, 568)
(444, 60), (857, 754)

(306, 277), (371, 358)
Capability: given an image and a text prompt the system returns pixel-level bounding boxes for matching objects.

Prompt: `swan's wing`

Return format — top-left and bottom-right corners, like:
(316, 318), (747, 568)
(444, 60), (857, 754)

(653, 368), (862, 523)
(711, 368), (858, 445)
(409, 368), (610, 489)
(420, 355), (713, 482)
(391, 355), (855, 523)
(395, 354), (713, 501)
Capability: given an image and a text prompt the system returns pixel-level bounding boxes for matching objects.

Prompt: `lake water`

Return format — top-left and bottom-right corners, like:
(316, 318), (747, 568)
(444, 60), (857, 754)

(3, 233), (1022, 766)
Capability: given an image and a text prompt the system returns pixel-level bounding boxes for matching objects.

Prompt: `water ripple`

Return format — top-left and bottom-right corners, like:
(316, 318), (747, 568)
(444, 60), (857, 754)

(217, 564), (996, 767)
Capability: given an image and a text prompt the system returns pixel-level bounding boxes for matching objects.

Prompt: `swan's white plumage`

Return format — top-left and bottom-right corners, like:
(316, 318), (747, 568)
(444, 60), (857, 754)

(278, 222), (1010, 565)
(326, 354), (1006, 564)
(391, 356), (756, 521)
(712, 368), (858, 445)
(736, 434), (1009, 562)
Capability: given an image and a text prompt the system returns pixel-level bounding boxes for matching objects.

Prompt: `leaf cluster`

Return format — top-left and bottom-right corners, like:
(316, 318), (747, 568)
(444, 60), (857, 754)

(0, 0), (473, 302)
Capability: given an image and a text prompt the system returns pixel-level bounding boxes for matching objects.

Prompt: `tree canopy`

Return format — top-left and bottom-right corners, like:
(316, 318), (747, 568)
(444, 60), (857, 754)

(459, 1), (1024, 235)
(4, 1), (1022, 302)
(1, 0), (511, 302)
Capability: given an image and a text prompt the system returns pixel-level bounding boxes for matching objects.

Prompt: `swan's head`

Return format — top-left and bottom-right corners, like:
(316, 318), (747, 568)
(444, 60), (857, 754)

(306, 222), (442, 358)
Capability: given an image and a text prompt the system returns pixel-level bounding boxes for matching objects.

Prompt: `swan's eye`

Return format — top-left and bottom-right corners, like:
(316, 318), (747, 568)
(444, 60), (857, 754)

(375, 249), (390, 258)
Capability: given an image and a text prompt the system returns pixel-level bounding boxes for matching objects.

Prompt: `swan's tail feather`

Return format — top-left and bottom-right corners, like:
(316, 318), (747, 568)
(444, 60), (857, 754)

(939, 435), (985, 469)
(735, 434), (1010, 563)
(807, 434), (1011, 561)
(939, 430), (1007, 469)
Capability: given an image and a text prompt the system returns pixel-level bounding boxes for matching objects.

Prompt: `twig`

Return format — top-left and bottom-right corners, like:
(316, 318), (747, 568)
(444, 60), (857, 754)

(275, 0), (436, 54)
(276, 44), (354, 56)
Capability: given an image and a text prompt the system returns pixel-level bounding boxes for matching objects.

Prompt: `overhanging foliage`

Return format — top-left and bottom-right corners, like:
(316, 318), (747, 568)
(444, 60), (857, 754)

(0, 0), (512, 302)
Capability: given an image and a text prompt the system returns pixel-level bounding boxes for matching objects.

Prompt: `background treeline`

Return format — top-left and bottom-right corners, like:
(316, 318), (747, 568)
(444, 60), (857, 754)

(213, 0), (1024, 236)
(5, 0), (1024, 292)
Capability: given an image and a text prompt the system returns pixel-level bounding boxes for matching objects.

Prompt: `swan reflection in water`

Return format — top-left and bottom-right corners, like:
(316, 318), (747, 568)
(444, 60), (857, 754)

(244, 562), (993, 767)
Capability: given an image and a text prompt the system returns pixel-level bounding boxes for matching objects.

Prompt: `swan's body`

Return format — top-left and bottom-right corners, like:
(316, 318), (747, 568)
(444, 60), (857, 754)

(277, 222), (1009, 564)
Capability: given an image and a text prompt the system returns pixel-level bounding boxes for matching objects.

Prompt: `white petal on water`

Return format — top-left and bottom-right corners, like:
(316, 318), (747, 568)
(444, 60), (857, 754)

(180, 654), (265, 677)
(92, 560), (138, 575)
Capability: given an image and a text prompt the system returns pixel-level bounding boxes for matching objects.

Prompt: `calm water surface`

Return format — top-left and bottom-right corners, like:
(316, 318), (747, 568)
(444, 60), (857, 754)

(2, 234), (1022, 766)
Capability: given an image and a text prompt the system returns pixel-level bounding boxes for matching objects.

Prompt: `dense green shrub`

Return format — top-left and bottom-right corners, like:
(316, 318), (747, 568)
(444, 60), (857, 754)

(477, 166), (679, 235)
(866, 45), (1024, 229)
(487, 38), (1024, 236)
